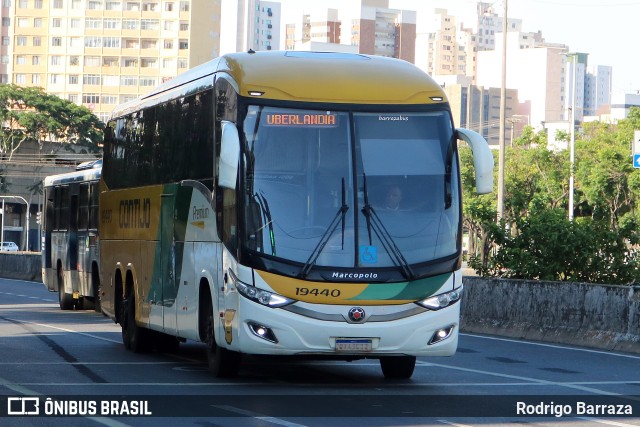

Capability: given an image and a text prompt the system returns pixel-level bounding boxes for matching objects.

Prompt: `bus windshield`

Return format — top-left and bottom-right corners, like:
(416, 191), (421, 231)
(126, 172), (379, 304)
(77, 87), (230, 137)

(241, 105), (459, 270)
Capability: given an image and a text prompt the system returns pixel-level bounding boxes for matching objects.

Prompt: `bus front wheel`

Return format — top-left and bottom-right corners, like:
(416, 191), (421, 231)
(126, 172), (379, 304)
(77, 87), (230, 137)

(57, 268), (74, 310)
(380, 356), (416, 379)
(204, 300), (240, 378)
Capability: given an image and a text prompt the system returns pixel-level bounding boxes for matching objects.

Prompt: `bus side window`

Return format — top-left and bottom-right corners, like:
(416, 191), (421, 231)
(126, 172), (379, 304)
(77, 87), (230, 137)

(89, 182), (99, 230)
(45, 187), (54, 233)
(79, 183), (89, 230)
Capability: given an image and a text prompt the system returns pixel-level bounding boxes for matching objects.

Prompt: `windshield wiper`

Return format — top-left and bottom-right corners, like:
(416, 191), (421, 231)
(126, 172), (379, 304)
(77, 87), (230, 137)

(299, 178), (349, 279)
(254, 191), (276, 256)
(361, 174), (415, 281)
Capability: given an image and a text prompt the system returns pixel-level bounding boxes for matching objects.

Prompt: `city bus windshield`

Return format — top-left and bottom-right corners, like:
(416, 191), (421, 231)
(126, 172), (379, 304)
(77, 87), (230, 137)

(241, 105), (459, 270)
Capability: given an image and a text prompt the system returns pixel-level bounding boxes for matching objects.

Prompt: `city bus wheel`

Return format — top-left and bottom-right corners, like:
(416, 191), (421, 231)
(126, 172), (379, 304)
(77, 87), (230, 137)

(57, 268), (74, 310)
(204, 301), (240, 378)
(380, 356), (416, 379)
(92, 268), (102, 313)
(122, 292), (151, 353)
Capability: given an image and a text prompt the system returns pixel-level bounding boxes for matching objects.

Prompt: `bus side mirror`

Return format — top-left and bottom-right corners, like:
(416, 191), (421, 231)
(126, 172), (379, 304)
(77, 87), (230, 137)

(456, 128), (494, 194)
(219, 121), (240, 189)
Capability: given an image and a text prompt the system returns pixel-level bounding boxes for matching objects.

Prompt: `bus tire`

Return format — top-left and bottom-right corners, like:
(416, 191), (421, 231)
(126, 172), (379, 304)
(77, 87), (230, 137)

(380, 356), (416, 379)
(122, 291), (152, 353)
(57, 267), (74, 310)
(204, 299), (240, 378)
(92, 266), (101, 313)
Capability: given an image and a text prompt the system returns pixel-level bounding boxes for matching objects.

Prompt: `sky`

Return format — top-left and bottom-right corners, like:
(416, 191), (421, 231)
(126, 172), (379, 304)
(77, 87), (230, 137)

(278, 0), (640, 95)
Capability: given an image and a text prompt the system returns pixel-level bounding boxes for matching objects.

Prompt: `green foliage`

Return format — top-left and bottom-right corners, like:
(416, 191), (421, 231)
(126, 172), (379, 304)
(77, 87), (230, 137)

(0, 84), (103, 158)
(468, 208), (639, 284)
(462, 110), (640, 285)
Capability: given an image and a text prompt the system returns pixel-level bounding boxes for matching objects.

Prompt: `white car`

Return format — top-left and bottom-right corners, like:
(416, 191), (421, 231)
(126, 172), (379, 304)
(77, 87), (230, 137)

(0, 242), (18, 251)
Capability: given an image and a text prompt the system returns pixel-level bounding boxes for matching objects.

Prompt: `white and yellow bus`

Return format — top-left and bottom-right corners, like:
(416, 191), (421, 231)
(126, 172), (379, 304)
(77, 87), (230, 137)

(42, 160), (102, 311)
(100, 51), (493, 378)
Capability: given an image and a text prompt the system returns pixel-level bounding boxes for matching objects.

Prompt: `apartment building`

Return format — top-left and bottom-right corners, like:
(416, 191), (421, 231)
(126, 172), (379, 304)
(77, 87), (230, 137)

(425, 9), (458, 77)
(440, 75), (518, 148)
(342, 0), (415, 62)
(476, 33), (566, 129)
(584, 64), (612, 117)
(286, 0), (416, 63)
(285, 7), (340, 51)
(220, 0), (280, 55)
(422, 5), (524, 81)
(3, 0), (221, 122)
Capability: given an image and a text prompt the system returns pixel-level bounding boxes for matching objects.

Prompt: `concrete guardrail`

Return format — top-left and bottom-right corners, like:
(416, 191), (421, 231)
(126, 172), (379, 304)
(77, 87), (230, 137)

(0, 252), (41, 282)
(461, 276), (640, 354)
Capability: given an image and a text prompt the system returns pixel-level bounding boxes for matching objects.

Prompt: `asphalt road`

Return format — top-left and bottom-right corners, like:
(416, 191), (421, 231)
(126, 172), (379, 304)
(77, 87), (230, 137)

(1, 277), (639, 426)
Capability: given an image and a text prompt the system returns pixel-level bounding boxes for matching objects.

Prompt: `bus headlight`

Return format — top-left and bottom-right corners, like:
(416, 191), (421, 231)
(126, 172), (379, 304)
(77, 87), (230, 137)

(230, 274), (294, 308)
(416, 285), (463, 310)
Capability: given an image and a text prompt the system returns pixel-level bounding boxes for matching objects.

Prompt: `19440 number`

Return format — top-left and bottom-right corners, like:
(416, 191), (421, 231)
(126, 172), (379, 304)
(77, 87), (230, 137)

(295, 287), (341, 297)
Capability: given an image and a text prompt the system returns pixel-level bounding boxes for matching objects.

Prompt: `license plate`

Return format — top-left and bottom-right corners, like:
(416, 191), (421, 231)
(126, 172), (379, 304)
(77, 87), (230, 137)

(335, 338), (372, 352)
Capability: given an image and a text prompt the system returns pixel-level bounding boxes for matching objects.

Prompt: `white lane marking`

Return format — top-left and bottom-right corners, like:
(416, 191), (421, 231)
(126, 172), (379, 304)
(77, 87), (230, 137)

(0, 316), (121, 344)
(8, 380), (640, 388)
(0, 375), (132, 427)
(575, 418), (640, 427)
(419, 361), (621, 395)
(0, 362), (183, 365)
(214, 405), (308, 427)
(461, 333), (640, 360)
(437, 421), (474, 427)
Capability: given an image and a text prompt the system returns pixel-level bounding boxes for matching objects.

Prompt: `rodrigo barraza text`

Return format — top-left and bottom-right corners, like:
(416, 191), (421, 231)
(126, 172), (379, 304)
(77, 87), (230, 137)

(516, 401), (632, 417)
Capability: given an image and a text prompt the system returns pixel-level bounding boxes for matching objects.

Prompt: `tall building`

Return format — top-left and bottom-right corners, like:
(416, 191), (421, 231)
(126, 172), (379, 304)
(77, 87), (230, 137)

(220, 0), (280, 55)
(425, 9), (458, 76)
(341, 0), (415, 62)
(563, 52), (588, 123)
(476, 32), (566, 129)
(457, 1), (523, 52)
(421, 4), (525, 81)
(3, 0), (221, 122)
(285, 7), (340, 51)
(440, 75), (519, 147)
(286, 0), (416, 63)
(584, 64), (612, 117)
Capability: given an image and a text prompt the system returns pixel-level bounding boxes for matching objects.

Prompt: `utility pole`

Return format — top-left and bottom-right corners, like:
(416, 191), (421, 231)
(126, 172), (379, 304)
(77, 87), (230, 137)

(569, 54), (576, 221)
(567, 52), (585, 221)
(497, 0), (508, 220)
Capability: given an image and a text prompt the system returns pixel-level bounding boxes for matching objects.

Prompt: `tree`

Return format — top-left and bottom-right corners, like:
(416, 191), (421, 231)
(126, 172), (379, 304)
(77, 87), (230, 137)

(462, 114), (640, 285)
(0, 84), (103, 160)
(574, 116), (638, 228)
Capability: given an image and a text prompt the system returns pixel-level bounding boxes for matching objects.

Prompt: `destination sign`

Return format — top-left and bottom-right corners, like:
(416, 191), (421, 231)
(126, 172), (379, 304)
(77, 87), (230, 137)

(265, 113), (337, 127)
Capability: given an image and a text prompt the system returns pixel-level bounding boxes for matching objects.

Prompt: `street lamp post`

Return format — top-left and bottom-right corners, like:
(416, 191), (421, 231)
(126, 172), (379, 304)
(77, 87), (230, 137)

(497, 0), (508, 221)
(0, 195), (30, 251)
(567, 52), (579, 221)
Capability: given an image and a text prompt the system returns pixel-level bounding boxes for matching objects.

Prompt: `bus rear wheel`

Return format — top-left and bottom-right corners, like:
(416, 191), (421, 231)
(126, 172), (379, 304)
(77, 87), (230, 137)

(204, 300), (240, 378)
(57, 268), (74, 310)
(121, 292), (152, 353)
(380, 356), (416, 379)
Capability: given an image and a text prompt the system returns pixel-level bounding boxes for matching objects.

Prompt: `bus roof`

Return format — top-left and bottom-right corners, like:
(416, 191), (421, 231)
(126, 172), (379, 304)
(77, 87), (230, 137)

(43, 166), (101, 187)
(111, 51), (448, 118)
(216, 51), (447, 105)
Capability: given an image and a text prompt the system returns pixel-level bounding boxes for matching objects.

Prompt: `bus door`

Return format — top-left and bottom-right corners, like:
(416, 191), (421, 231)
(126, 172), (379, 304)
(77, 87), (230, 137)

(160, 192), (178, 335)
(43, 187), (54, 291)
(68, 189), (79, 296)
